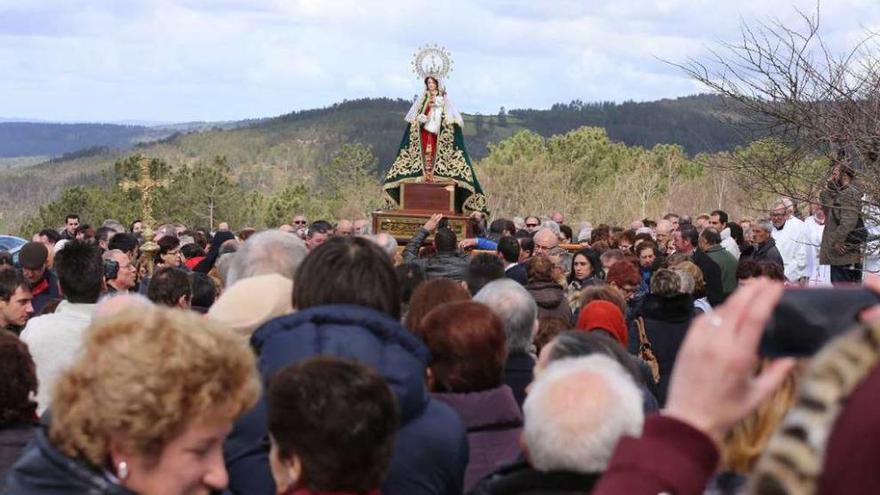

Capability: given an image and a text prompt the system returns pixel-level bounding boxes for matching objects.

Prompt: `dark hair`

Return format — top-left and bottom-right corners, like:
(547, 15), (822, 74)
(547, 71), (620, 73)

(180, 243), (206, 260)
(465, 253), (505, 295)
(0, 332), (38, 423)
(147, 267), (192, 307)
(108, 233), (138, 254)
(308, 220), (333, 238)
(568, 248), (602, 284)
(65, 214), (79, 222)
(268, 357), (399, 493)
(548, 331), (646, 386)
(497, 236), (521, 264)
(157, 236), (180, 259)
(190, 272), (216, 310)
(489, 219), (516, 237)
(643, 219), (657, 229)
(579, 285), (627, 315)
(417, 301), (506, 392)
(423, 76), (439, 90)
(434, 227), (457, 253)
(395, 263), (425, 305)
(0, 269), (29, 302)
(38, 229), (60, 244)
(728, 222), (746, 250)
(736, 260), (786, 282)
(590, 224), (612, 245)
(95, 226), (115, 245)
(54, 240), (103, 304)
(294, 237), (400, 319)
(193, 230), (210, 249)
(75, 224), (94, 239)
(403, 278), (470, 331)
(559, 224), (573, 242)
(678, 223), (699, 247)
(663, 213), (680, 221)
(700, 228), (722, 246)
(0, 252), (12, 267)
(518, 236), (534, 257)
(129, 219), (142, 232)
(736, 260), (758, 281)
(710, 210), (729, 225)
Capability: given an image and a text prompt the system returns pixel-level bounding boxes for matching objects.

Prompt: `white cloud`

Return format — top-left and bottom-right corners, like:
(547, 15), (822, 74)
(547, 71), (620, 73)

(0, 0), (876, 121)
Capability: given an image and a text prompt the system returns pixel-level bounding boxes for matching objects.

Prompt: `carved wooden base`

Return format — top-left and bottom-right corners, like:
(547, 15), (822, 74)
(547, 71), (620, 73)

(372, 210), (473, 244)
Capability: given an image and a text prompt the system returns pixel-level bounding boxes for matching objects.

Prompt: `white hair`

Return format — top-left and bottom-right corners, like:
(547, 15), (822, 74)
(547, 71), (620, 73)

(512, 216), (525, 230)
(474, 279), (537, 353)
(524, 355), (644, 473)
(542, 220), (561, 236)
(226, 230), (307, 285)
(371, 233), (399, 258)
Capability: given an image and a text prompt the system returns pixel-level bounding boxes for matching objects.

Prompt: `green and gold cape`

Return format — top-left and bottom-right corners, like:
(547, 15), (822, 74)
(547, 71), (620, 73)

(382, 117), (488, 214)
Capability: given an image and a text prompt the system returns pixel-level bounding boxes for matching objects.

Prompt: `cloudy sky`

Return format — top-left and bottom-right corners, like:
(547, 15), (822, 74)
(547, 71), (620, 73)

(1, 0), (877, 123)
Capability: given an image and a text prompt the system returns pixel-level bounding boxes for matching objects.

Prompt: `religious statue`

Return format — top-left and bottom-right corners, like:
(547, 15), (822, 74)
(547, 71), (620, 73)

(383, 45), (488, 214)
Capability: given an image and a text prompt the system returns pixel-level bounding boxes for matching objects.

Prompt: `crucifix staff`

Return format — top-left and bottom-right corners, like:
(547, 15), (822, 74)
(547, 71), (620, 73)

(120, 156), (171, 277)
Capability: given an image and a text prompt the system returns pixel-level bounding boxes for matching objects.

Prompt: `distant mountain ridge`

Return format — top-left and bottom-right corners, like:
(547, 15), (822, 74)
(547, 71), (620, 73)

(0, 93), (749, 233)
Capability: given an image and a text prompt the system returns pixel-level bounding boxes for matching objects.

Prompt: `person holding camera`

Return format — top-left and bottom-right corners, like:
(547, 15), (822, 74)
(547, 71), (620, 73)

(102, 249), (137, 295)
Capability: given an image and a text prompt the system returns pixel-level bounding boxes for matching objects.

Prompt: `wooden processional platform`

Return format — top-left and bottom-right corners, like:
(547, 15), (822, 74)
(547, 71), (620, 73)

(372, 182), (473, 243)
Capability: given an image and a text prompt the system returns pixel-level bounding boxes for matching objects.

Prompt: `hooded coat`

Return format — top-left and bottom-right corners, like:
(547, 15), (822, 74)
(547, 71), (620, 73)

(224, 305), (469, 495)
(526, 281), (572, 323)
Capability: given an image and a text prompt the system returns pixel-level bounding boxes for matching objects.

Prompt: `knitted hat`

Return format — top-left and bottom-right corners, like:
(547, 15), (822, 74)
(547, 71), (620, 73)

(576, 300), (628, 347)
(19, 242), (48, 269)
(208, 273), (293, 340)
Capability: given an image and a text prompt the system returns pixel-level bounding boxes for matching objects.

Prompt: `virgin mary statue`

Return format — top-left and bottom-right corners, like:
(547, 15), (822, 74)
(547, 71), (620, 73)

(383, 48), (487, 214)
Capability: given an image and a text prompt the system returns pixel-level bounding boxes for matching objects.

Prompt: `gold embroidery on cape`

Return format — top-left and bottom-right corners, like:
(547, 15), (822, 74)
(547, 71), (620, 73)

(385, 120), (424, 181)
(433, 121), (473, 183)
(463, 192), (488, 213)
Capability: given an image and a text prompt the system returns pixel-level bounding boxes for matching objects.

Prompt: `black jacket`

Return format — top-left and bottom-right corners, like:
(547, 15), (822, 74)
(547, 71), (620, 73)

(467, 459), (601, 495)
(742, 238), (785, 271)
(692, 249), (724, 306)
(403, 228), (470, 281)
(640, 293), (694, 407)
(503, 351), (535, 409)
(5, 426), (135, 494)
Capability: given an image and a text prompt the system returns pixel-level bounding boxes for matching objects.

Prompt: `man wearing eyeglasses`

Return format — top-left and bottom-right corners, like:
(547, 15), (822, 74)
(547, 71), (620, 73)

(292, 214), (308, 239)
(532, 228), (559, 257)
(525, 216), (541, 234)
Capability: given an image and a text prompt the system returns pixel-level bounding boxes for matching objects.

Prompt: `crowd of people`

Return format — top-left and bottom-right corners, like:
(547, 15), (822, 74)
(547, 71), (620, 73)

(0, 165), (878, 494)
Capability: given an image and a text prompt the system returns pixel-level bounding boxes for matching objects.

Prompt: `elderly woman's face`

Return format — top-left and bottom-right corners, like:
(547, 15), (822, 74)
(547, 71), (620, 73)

(120, 418), (232, 495)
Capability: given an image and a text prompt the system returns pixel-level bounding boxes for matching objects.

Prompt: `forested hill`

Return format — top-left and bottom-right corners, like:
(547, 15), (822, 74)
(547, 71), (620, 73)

(0, 93), (746, 232)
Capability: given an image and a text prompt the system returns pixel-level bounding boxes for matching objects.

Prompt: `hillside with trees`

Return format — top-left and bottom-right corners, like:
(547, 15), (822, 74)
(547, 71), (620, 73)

(1, 94), (753, 233)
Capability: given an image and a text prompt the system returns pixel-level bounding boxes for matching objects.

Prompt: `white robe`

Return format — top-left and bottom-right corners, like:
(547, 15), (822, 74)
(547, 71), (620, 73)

(772, 217), (808, 282)
(803, 215), (831, 286)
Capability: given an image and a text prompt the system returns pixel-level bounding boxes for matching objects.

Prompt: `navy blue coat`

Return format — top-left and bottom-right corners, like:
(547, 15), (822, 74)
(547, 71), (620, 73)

(224, 305), (469, 495)
(5, 426), (135, 494)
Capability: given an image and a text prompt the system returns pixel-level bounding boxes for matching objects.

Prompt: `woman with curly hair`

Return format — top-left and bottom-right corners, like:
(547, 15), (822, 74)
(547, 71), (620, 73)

(6, 307), (260, 494)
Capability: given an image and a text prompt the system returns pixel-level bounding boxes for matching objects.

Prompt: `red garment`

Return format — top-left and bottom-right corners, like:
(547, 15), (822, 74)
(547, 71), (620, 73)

(593, 415), (719, 494)
(576, 300), (628, 347)
(30, 277), (49, 297)
(185, 256), (206, 270)
(820, 363), (880, 493)
(419, 100), (437, 165)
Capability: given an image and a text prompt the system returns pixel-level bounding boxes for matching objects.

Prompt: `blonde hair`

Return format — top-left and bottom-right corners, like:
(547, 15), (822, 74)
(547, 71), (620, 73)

(720, 359), (804, 474)
(50, 307), (260, 467)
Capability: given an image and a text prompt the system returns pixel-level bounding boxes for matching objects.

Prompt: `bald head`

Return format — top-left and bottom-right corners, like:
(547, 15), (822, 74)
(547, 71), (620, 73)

(93, 293), (154, 322)
(533, 228), (559, 257)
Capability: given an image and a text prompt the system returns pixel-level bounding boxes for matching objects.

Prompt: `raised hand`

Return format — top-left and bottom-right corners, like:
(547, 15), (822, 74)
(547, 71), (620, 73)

(423, 213), (443, 233)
